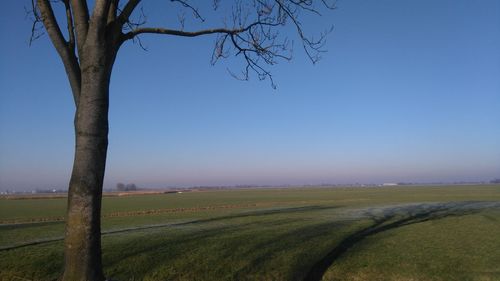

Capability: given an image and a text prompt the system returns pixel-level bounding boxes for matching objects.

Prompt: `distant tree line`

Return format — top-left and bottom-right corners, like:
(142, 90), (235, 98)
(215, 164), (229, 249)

(491, 179), (500, 184)
(116, 183), (138, 191)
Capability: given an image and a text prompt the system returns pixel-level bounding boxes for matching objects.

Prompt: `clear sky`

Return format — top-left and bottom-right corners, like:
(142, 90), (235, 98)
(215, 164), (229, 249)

(0, 0), (499, 191)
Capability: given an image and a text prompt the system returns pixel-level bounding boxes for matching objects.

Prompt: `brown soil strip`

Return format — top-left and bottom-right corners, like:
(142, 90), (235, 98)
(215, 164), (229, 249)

(0, 203), (260, 225)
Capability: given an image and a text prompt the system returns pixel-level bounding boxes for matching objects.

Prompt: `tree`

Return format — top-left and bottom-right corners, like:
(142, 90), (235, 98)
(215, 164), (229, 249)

(116, 182), (137, 191)
(31, 1), (334, 280)
(116, 182), (125, 191)
(126, 183), (137, 191)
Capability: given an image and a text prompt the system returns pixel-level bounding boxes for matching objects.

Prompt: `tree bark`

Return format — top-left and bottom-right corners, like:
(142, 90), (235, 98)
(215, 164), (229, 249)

(62, 45), (114, 281)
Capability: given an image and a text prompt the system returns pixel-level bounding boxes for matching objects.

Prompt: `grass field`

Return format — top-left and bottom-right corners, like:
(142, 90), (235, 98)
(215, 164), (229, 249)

(1, 185), (500, 281)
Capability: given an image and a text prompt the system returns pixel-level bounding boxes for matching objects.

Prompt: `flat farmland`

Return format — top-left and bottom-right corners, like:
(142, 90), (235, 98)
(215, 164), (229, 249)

(1, 185), (500, 281)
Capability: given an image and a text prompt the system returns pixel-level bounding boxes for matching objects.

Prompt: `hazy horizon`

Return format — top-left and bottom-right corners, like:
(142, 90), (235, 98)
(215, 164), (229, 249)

(1, 0), (499, 191)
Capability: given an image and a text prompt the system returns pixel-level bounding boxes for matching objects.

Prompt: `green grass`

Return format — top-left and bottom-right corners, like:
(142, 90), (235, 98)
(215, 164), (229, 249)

(1, 185), (499, 281)
(322, 208), (500, 281)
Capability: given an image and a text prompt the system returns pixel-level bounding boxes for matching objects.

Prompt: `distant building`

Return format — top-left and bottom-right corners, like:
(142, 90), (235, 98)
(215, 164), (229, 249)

(382, 183), (398, 186)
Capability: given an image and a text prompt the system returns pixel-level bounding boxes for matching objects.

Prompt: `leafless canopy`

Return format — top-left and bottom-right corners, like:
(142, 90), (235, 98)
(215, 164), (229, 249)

(30, 0), (335, 92)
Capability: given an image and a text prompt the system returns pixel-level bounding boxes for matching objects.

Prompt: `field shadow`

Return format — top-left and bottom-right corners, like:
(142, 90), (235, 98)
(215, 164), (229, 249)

(302, 201), (500, 281)
(100, 205), (339, 237)
(231, 220), (351, 280)
(5, 201), (499, 280)
(184, 205), (338, 224)
(102, 205), (340, 279)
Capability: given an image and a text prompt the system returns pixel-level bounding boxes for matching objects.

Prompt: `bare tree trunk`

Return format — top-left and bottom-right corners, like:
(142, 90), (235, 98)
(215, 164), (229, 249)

(62, 46), (113, 281)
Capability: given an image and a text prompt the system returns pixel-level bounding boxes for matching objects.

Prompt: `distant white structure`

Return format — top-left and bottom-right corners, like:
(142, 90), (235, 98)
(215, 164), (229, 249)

(382, 183), (398, 186)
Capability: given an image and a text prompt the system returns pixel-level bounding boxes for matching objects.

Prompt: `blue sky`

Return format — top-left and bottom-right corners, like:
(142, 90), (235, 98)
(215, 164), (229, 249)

(0, 0), (499, 190)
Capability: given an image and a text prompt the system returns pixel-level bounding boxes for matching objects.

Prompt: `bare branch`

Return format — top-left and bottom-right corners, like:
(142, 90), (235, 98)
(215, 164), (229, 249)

(108, 0), (119, 24)
(121, 6), (147, 32)
(171, 0), (205, 22)
(88, 0), (113, 42)
(62, 0), (76, 52)
(122, 21), (280, 41)
(92, 0), (112, 23)
(69, 0), (90, 55)
(36, 0), (81, 106)
(37, 0), (69, 57)
(117, 0), (141, 26)
(28, 0), (44, 46)
(273, 0), (328, 63)
(119, 0), (335, 87)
